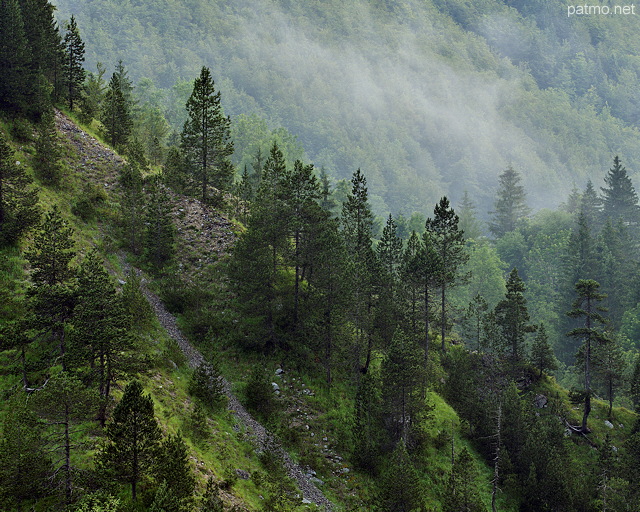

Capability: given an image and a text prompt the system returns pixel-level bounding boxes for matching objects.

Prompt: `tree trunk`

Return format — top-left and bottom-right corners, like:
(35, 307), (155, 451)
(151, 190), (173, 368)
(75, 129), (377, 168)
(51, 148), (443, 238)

(441, 283), (446, 352)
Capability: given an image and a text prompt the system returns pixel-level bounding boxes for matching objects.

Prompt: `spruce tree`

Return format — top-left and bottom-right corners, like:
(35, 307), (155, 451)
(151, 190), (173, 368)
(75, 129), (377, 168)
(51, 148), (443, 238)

(79, 62), (106, 123)
(98, 380), (162, 501)
(530, 323), (557, 378)
(494, 268), (535, 363)
(101, 71), (133, 149)
(352, 371), (384, 474)
(457, 190), (482, 240)
(119, 163), (145, 255)
(600, 156), (640, 230)
(462, 293), (489, 352)
(62, 15), (85, 111)
(425, 196), (468, 352)
(181, 66), (234, 202)
(489, 166), (530, 238)
(376, 214), (403, 346)
(593, 335), (626, 418)
(567, 279), (609, 433)
(0, 132), (40, 246)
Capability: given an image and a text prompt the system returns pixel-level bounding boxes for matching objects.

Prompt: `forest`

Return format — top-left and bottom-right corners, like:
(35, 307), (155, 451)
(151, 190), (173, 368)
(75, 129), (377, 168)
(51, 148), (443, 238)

(2, 0), (640, 511)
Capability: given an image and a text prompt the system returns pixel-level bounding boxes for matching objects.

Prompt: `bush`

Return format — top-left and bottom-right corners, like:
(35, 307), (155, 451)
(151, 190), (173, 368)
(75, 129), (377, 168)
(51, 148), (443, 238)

(188, 361), (227, 411)
(244, 369), (279, 424)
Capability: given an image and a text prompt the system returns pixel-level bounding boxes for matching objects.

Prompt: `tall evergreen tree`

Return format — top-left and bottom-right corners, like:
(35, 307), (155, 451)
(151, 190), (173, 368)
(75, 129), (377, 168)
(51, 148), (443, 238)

(98, 380), (162, 501)
(79, 62), (106, 123)
(425, 197), (468, 352)
(457, 190), (482, 240)
(143, 178), (175, 271)
(529, 323), (557, 377)
(31, 371), (98, 504)
(181, 66), (234, 202)
(341, 168), (378, 372)
(33, 108), (62, 186)
(593, 335), (626, 418)
(0, 0), (34, 115)
(62, 15), (85, 111)
(0, 132), (40, 246)
(567, 279), (609, 433)
(600, 156), (640, 230)
(376, 214), (403, 346)
(101, 70), (133, 149)
(443, 447), (485, 512)
(352, 371), (384, 474)
(154, 433), (196, 510)
(25, 206), (76, 369)
(489, 166), (530, 238)
(119, 163), (145, 255)
(377, 440), (423, 512)
(494, 268), (535, 363)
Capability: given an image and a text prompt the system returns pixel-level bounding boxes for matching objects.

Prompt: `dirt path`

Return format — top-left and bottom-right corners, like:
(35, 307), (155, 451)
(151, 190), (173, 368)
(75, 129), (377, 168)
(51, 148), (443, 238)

(139, 277), (334, 511)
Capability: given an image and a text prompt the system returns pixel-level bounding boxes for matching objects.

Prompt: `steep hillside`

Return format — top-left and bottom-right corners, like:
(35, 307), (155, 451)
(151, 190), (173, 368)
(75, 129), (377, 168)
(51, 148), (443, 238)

(52, 0), (640, 217)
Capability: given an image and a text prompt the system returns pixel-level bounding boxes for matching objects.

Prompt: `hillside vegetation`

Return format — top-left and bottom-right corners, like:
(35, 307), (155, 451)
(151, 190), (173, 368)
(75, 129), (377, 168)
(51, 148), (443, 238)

(51, 0), (640, 217)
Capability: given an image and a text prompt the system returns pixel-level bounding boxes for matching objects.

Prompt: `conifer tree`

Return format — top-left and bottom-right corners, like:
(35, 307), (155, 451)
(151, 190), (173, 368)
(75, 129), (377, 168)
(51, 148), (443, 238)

(98, 380), (162, 501)
(0, 394), (51, 506)
(143, 178), (175, 271)
(31, 371), (98, 504)
(352, 371), (384, 474)
(399, 231), (423, 341)
(425, 196), (468, 352)
(382, 329), (425, 444)
(581, 179), (602, 230)
(25, 206), (76, 369)
(72, 251), (132, 425)
(458, 190), (482, 240)
(0, 132), (40, 246)
(341, 168), (378, 372)
(629, 355), (640, 413)
(0, 0), (34, 115)
(33, 109), (62, 186)
(443, 447), (485, 512)
(600, 156), (640, 230)
(377, 440), (423, 512)
(593, 335), (626, 418)
(200, 478), (224, 512)
(376, 214), (403, 346)
(489, 166), (530, 238)
(163, 146), (187, 193)
(567, 279), (609, 433)
(494, 268), (535, 363)
(62, 15), (85, 111)
(80, 62), (106, 123)
(119, 163), (145, 255)
(462, 293), (489, 352)
(530, 323), (557, 378)
(154, 433), (196, 510)
(181, 66), (234, 202)
(101, 71), (133, 149)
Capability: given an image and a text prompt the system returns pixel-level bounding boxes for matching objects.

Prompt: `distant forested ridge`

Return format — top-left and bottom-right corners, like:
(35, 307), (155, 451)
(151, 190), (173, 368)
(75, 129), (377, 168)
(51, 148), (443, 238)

(51, 0), (640, 217)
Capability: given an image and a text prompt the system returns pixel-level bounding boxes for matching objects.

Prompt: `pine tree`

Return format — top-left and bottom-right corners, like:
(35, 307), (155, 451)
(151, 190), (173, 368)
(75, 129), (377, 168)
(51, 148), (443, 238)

(530, 323), (557, 377)
(101, 71), (133, 149)
(181, 66), (234, 202)
(352, 371), (384, 474)
(143, 178), (175, 271)
(0, 132), (40, 246)
(581, 179), (602, 230)
(33, 108), (62, 186)
(163, 146), (187, 193)
(629, 355), (640, 413)
(62, 15), (85, 111)
(154, 433), (196, 510)
(567, 279), (609, 433)
(0, 394), (51, 506)
(377, 440), (423, 512)
(489, 166), (530, 238)
(381, 329), (425, 444)
(0, 0), (35, 115)
(31, 371), (98, 504)
(119, 163), (145, 255)
(72, 250), (132, 425)
(425, 196), (469, 352)
(200, 477), (224, 512)
(494, 268), (535, 363)
(341, 168), (378, 372)
(462, 293), (489, 352)
(376, 214), (403, 346)
(593, 335), (626, 418)
(149, 480), (183, 512)
(98, 380), (162, 501)
(443, 447), (485, 512)
(600, 156), (640, 230)
(25, 206), (76, 369)
(79, 62), (106, 123)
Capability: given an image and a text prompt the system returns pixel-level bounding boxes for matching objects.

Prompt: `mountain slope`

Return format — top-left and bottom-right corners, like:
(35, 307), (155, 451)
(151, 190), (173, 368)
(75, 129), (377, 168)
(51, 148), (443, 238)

(51, 0), (640, 217)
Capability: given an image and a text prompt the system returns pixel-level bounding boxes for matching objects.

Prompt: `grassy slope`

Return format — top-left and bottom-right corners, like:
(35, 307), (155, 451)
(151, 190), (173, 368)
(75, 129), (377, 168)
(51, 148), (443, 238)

(2, 112), (637, 510)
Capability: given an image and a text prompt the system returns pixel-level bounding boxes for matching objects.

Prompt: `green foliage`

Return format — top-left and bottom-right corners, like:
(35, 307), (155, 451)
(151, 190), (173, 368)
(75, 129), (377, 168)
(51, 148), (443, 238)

(33, 109), (63, 186)
(0, 131), (40, 246)
(376, 440), (423, 512)
(489, 166), (530, 239)
(154, 433), (196, 510)
(143, 178), (175, 272)
(442, 447), (484, 512)
(244, 369), (279, 424)
(199, 477), (224, 512)
(188, 361), (227, 411)
(101, 70), (133, 149)
(529, 323), (557, 378)
(63, 15), (85, 111)
(97, 380), (162, 501)
(181, 66), (234, 201)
